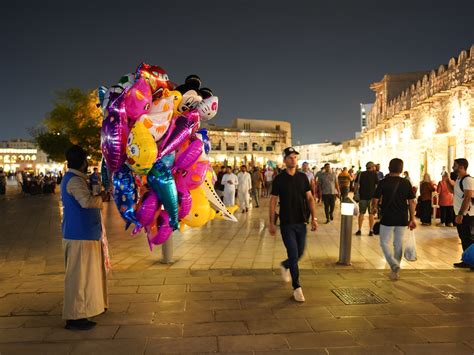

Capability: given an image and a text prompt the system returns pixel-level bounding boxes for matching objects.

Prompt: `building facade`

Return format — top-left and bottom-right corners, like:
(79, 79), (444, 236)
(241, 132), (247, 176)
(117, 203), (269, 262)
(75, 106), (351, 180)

(0, 139), (63, 174)
(294, 142), (342, 168)
(203, 118), (291, 167)
(341, 46), (474, 186)
(360, 103), (373, 131)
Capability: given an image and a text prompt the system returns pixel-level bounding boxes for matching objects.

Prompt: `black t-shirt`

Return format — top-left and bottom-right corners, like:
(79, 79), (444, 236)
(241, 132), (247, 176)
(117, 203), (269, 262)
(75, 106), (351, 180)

(374, 176), (415, 226)
(271, 171), (311, 226)
(357, 171), (378, 200)
(215, 171), (225, 191)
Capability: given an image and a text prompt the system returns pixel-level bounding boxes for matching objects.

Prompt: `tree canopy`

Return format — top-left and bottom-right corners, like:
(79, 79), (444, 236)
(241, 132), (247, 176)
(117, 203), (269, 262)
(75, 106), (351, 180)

(32, 88), (102, 163)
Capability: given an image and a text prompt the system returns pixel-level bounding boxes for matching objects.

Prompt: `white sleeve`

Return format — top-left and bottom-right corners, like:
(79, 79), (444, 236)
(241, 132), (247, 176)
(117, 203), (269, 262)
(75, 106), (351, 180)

(66, 176), (103, 209)
(465, 176), (474, 191)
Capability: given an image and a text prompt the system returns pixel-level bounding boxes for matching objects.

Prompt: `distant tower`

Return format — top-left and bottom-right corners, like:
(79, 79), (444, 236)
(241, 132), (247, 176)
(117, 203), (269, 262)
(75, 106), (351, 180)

(360, 103), (373, 130)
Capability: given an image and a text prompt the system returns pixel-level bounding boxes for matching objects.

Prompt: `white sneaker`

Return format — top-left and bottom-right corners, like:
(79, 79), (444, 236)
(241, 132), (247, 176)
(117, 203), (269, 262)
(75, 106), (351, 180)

(280, 266), (291, 283)
(293, 287), (305, 302)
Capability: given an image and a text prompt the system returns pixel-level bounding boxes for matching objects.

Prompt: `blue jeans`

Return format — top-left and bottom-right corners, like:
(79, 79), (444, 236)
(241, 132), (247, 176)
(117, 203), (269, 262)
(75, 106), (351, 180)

(379, 224), (406, 271)
(280, 224), (307, 289)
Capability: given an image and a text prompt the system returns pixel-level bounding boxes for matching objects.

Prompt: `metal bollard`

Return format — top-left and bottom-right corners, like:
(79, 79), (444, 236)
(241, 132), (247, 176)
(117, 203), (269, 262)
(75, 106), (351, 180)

(337, 200), (355, 265)
(161, 237), (174, 264)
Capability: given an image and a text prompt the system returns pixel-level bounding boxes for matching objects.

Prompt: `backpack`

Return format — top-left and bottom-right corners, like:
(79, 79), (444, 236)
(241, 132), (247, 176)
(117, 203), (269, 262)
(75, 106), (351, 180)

(459, 175), (474, 207)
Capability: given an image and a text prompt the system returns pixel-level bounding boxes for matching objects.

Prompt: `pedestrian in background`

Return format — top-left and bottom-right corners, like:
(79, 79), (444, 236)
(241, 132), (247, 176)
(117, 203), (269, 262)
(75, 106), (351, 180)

(419, 173), (435, 226)
(301, 162), (316, 197)
(222, 166), (238, 206)
(437, 172), (455, 227)
(318, 163), (339, 224)
(61, 145), (107, 330)
(215, 166), (226, 201)
(446, 158), (473, 269)
(251, 167), (263, 208)
(264, 167), (274, 197)
(372, 158), (416, 280)
(237, 165), (252, 213)
(269, 147), (317, 302)
(89, 167), (101, 196)
(354, 162), (378, 236)
(0, 168), (6, 195)
(338, 167), (351, 200)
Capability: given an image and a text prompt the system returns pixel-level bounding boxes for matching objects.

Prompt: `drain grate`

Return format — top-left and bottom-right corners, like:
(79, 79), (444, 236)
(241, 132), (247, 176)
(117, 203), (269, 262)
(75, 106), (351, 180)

(332, 288), (388, 305)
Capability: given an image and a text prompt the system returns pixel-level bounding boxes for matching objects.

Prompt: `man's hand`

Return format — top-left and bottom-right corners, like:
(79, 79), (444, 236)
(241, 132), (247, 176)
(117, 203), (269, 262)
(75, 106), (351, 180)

(455, 214), (463, 225)
(269, 223), (277, 236)
(311, 219), (318, 231)
(408, 219), (417, 230)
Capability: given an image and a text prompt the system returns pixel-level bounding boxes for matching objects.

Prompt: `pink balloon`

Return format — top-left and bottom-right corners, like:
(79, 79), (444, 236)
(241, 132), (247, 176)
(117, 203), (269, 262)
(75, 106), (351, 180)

(178, 188), (192, 219)
(101, 92), (129, 172)
(158, 115), (197, 159)
(173, 139), (203, 172)
(136, 190), (160, 227)
(146, 211), (173, 250)
(124, 77), (152, 121)
(176, 160), (209, 191)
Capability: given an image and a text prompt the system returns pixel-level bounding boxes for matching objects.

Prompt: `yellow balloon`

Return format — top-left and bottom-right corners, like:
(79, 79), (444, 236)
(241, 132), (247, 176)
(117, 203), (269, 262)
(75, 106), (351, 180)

(126, 122), (158, 175)
(165, 90), (182, 117)
(182, 187), (211, 228)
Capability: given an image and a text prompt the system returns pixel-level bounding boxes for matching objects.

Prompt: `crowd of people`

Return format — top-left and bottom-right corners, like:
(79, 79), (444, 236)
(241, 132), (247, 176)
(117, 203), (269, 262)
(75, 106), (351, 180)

(0, 169), (63, 196)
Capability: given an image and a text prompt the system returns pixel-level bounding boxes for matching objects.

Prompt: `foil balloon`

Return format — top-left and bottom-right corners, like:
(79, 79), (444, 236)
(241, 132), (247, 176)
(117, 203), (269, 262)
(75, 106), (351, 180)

(201, 169), (238, 222)
(177, 188), (192, 220)
(118, 73), (135, 91)
(173, 139), (203, 172)
(124, 77), (152, 121)
(112, 164), (141, 229)
(182, 188), (212, 228)
(100, 157), (111, 191)
(197, 96), (219, 121)
(137, 62), (171, 99)
(98, 86), (108, 107)
(101, 91), (129, 172)
(135, 189), (160, 228)
(158, 115), (198, 159)
(163, 89), (182, 116)
(147, 160), (179, 230)
(196, 129), (210, 155)
(138, 111), (172, 142)
(146, 210), (173, 250)
(176, 160), (209, 191)
(126, 122), (158, 175)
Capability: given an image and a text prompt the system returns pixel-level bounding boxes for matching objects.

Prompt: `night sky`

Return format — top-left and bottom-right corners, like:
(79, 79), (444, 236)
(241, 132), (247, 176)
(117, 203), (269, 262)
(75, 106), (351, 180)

(1, 1), (472, 144)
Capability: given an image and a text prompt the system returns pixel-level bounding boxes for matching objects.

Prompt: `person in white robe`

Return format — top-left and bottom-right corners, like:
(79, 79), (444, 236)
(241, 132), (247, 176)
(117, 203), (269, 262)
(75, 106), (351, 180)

(237, 165), (252, 212)
(221, 166), (238, 206)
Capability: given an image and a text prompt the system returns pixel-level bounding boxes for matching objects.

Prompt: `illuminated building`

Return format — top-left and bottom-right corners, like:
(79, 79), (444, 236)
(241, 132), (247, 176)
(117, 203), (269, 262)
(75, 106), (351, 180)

(0, 139), (64, 174)
(294, 142), (342, 168)
(203, 118), (291, 167)
(341, 46), (474, 186)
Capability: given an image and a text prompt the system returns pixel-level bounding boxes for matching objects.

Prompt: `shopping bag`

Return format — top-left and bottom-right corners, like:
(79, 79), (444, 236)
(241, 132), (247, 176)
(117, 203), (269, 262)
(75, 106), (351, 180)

(462, 244), (474, 266)
(404, 230), (417, 261)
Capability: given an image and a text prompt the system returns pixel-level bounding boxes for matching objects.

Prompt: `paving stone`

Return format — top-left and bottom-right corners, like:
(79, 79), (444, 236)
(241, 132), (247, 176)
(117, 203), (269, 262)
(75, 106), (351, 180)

(215, 309), (275, 322)
(413, 326), (474, 342)
(349, 328), (427, 345)
(184, 322), (248, 336)
(307, 316), (374, 331)
(118, 278), (166, 286)
(255, 350), (326, 355)
(0, 327), (51, 342)
(218, 334), (289, 351)
(128, 300), (185, 313)
(273, 306), (331, 319)
(326, 304), (390, 317)
(186, 299), (241, 311)
(70, 339), (147, 355)
(0, 342), (72, 355)
(420, 313), (474, 326)
(190, 283), (240, 292)
(109, 293), (158, 303)
(164, 277), (210, 285)
(44, 325), (118, 341)
(396, 342), (474, 355)
(159, 291), (213, 301)
(145, 336), (218, 353)
(114, 324), (182, 338)
(285, 331), (357, 348)
(0, 316), (27, 328)
(137, 285), (185, 293)
(365, 314), (431, 328)
(247, 319), (312, 334)
(93, 312), (154, 325)
(326, 345), (403, 354)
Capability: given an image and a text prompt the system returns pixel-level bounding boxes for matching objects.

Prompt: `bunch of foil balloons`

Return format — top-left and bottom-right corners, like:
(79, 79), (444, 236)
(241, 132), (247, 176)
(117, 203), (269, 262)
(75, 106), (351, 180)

(99, 63), (237, 250)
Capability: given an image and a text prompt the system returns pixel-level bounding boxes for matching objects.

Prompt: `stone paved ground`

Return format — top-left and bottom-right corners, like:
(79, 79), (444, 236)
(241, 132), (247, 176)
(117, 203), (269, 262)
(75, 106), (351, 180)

(0, 189), (473, 354)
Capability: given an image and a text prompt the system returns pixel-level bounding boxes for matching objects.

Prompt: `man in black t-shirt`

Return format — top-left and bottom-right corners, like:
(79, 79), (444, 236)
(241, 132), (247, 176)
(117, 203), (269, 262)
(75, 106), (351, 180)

(269, 147), (317, 302)
(372, 158), (416, 281)
(354, 161), (378, 236)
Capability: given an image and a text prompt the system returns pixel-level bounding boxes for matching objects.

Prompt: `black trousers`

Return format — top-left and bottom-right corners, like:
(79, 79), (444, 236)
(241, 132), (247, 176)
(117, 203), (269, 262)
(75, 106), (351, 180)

(322, 194), (336, 221)
(419, 200), (432, 224)
(440, 206), (455, 225)
(281, 224), (307, 289)
(456, 215), (474, 251)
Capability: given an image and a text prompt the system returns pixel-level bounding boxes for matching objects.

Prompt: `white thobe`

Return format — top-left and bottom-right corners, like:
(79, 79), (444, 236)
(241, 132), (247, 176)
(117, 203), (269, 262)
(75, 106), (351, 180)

(222, 173), (238, 206)
(237, 172), (252, 210)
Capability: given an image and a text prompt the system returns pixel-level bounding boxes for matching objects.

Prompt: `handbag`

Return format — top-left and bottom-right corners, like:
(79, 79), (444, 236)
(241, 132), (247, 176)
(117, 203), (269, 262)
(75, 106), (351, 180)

(462, 243), (474, 265)
(404, 230), (417, 261)
(373, 178), (401, 236)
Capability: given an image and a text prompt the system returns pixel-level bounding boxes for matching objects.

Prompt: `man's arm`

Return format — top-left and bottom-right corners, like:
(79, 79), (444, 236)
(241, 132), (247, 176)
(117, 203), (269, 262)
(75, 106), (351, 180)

(67, 176), (102, 209)
(268, 195), (278, 235)
(306, 191), (318, 231)
(371, 197), (379, 214)
(445, 176), (455, 193)
(408, 199), (417, 230)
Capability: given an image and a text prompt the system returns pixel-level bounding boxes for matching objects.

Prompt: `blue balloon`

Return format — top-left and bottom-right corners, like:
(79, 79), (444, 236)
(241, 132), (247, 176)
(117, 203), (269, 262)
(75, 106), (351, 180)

(113, 164), (141, 229)
(98, 86), (108, 106)
(147, 159), (179, 230)
(197, 128), (210, 154)
(161, 152), (175, 169)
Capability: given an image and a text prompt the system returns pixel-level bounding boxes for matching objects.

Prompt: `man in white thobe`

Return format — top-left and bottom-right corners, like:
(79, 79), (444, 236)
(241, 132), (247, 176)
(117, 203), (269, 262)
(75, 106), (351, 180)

(237, 165), (252, 212)
(221, 166), (238, 206)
